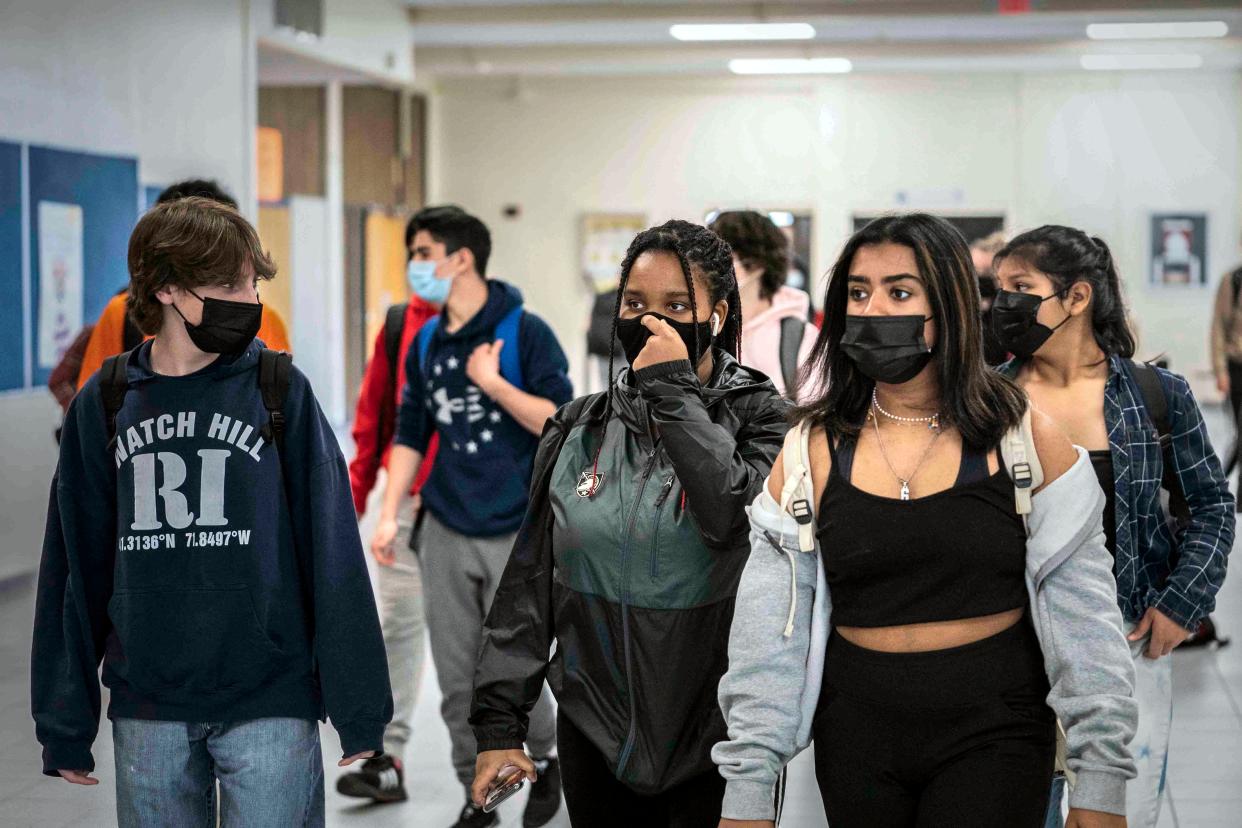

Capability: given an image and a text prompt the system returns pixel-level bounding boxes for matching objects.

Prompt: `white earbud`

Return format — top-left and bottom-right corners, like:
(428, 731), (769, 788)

(711, 312), (721, 337)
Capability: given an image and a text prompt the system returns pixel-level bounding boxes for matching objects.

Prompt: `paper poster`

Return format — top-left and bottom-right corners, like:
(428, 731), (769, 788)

(37, 201), (84, 369)
(1150, 213), (1207, 286)
(581, 213), (647, 291)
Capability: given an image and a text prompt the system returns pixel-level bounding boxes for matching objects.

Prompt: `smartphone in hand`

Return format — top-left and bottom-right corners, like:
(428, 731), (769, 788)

(483, 765), (527, 813)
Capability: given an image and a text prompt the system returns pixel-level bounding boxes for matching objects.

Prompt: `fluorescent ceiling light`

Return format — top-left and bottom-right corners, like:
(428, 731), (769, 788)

(1086, 21), (1227, 40)
(671, 23), (815, 42)
(729, 58), (852, 75)
(1081, 54), (1204, 71)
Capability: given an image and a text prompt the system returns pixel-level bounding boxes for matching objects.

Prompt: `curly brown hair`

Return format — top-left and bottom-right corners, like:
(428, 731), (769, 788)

(707, 210), (790, 301)
(126, 197), (276, 335)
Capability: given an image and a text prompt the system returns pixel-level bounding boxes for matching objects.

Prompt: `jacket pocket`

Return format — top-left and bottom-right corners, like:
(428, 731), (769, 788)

(108, 586), (283, 699)
(649, 476), (675, 579)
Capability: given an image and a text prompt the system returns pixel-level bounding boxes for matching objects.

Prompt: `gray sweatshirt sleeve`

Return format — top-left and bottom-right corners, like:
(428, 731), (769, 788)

(713, 491), (821, 821)
(1027, 451), (1139, 815)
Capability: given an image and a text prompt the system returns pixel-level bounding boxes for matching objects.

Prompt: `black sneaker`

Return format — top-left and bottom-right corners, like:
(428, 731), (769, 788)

(451, 800), (499, 828)
(523, 757), (562, 828)
(335, 753), (407, 803)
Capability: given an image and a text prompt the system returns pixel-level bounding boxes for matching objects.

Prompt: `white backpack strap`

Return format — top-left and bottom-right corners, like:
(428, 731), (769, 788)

(779, 421), (817, 553)
(1000, 405), (1044, 533)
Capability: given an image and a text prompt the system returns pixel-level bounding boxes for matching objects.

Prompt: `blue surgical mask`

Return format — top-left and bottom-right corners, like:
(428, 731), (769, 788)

(407, 259), (450, 304)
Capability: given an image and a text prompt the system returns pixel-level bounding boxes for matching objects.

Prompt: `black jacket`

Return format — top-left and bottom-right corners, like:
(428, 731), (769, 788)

(470, 352), (789, 794)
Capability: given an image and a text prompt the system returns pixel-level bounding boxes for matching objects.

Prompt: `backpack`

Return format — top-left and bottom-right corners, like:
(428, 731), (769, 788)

(1126, 359), (1190, 530)
(777, 316), (809, 399)
(415, 305), (526, 390)
(100, 348), (293, 454)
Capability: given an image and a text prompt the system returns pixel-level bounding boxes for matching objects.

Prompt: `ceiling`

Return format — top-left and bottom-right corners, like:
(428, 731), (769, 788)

(404, 1), (1242, 78)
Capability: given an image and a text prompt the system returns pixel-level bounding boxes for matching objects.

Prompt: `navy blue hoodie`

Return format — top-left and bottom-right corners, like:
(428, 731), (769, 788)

(395, 281), (573, 537)
(31, 339), (392, 777)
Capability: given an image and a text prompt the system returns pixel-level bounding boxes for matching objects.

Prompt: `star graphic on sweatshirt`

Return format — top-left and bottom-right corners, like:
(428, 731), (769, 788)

(446, 356), (460, 370)
(466, 441), (479, 454)
(481, 429), (493, 443)
(489, 410), (503, 424)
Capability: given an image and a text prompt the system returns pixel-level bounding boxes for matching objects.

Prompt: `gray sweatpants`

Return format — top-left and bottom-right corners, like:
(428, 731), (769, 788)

(418, 511), (558, 788)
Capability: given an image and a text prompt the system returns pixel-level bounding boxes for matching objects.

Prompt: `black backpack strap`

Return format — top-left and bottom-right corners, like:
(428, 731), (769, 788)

(100, 350), (132, 451)
(384, 304), (407, 394)
(778, 316), (805, 397)
(258, 348), (293, 453)
(1129, 359), (1190, 522)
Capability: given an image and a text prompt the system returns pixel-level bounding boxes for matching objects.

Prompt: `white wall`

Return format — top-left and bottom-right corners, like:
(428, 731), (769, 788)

(432, 72), (1240, 392)
(0, 0), (254, 581)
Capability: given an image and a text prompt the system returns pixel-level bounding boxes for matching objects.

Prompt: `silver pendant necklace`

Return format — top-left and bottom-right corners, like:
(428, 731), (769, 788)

(870, 404), (942, 501)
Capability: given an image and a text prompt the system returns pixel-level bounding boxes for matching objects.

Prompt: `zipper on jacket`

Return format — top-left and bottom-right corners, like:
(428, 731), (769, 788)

(615, 448), (660, 781)
(649, 475), (675, 579)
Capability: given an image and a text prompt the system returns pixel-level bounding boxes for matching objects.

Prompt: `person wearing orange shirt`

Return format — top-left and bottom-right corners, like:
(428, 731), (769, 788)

(76, 179), (291, 389)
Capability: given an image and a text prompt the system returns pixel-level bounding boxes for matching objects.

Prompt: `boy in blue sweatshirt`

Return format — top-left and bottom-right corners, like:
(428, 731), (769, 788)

(367, 206), (571, 828)
(31, 196), (392, 827)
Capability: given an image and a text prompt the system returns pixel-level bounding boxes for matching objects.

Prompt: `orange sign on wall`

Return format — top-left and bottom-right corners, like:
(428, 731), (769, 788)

(257, 127), (284, 203)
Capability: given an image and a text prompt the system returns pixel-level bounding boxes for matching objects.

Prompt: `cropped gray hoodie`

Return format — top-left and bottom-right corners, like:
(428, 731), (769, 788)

(713, 446), (1138, 820)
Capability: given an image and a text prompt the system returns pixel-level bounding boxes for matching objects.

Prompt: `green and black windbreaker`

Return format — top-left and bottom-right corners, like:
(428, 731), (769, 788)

(470, 352), (789, 795)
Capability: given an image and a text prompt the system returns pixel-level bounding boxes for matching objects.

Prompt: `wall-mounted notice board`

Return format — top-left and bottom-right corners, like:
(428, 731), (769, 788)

(0, 141), (22, 391)
(28, 145), (138, 385)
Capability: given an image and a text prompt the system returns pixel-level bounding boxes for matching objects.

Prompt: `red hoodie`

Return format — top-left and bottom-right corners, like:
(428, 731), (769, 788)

(349, 299), (441, 515)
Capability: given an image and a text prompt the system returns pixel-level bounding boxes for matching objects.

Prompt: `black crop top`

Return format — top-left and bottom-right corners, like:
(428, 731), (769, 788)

(815, 435), (1028, 628)
(1089, 450), (1117, 557)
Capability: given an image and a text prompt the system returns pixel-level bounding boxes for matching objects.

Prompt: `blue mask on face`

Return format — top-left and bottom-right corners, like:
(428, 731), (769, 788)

(407, 259), (450, 304)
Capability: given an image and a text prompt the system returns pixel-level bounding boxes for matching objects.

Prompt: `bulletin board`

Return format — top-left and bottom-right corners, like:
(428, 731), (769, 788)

(28, 145), (138, 385)
(0, 141), (22, 391)
(363, 210), (409, 350)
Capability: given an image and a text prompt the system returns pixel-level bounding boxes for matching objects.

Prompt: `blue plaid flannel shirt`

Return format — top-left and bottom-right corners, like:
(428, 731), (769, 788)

(1003, 355), (1234, 628)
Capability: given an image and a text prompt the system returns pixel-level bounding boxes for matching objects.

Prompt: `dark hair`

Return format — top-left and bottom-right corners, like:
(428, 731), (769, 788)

(406, 205), (491, 276)
(156, 178), (238, 210)
(127, 197), (276, 334)
(795, 213), (1027, 448)
(583, 221), (743, 483)
(708, 210), (790, 301)
(993, 225), (1135, 359)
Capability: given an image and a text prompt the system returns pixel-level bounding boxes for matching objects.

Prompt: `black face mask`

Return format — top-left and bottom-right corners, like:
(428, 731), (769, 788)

(991, 289), (1071, 359)
(172, 288), (263, 355)
(841, 314), (933, 385)
(615, 313), (715, 367)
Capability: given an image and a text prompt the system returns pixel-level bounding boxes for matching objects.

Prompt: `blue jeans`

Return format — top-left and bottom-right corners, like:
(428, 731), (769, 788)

(113, 717), (324, 827)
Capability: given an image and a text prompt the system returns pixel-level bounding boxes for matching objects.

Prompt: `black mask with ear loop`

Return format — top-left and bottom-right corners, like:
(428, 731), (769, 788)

(841, 314), (935, 385)
(615, 312), (720, 366)
(991, 287), (1072, 358)
(172, 287), (263, 355)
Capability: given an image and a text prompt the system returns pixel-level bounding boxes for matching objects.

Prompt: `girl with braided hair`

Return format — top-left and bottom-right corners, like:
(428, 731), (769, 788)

(468, 219), (789, 826)
(991, 226), (1233, 828)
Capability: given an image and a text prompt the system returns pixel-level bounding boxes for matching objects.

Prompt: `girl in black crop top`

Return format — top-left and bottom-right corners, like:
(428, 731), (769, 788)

(718, 215), (1130, 828)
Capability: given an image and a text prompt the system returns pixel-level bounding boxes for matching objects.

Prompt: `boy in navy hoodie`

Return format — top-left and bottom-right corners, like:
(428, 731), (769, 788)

(31, 197), (392, 827)
(369, 206), (571, 828)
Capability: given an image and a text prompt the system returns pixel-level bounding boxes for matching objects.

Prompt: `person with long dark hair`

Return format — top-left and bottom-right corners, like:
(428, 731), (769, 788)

(715, 214), (1138, 828)
(468, 220), (788, 826)
(991, 226), (1234, 828)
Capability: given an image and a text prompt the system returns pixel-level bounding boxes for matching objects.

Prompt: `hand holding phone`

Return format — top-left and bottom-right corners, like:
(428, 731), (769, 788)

(471, 749), (537, 809)
(483, 765), (526, 813)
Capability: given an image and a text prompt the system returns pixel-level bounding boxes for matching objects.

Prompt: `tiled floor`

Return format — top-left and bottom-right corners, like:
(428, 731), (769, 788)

(3, 412), (1241, 826)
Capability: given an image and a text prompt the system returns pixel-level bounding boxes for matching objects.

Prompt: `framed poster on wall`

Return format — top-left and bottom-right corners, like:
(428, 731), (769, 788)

(580, 212), (647, 291)
(1150, 213), (1207, 287)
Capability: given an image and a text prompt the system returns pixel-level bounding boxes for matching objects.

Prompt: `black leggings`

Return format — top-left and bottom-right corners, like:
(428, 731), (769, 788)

(813, 619), (1056, 828)
(556, 711), (724, 828)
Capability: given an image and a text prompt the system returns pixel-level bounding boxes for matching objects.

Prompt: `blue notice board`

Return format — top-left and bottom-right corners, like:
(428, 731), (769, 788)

(0, 141), (22, 391)
(28, 145), (138, 386)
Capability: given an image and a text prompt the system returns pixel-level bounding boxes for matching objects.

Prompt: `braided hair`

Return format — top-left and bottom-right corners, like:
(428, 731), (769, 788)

(582, 220), (743, 495)
(994, 225), (1136, 358)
